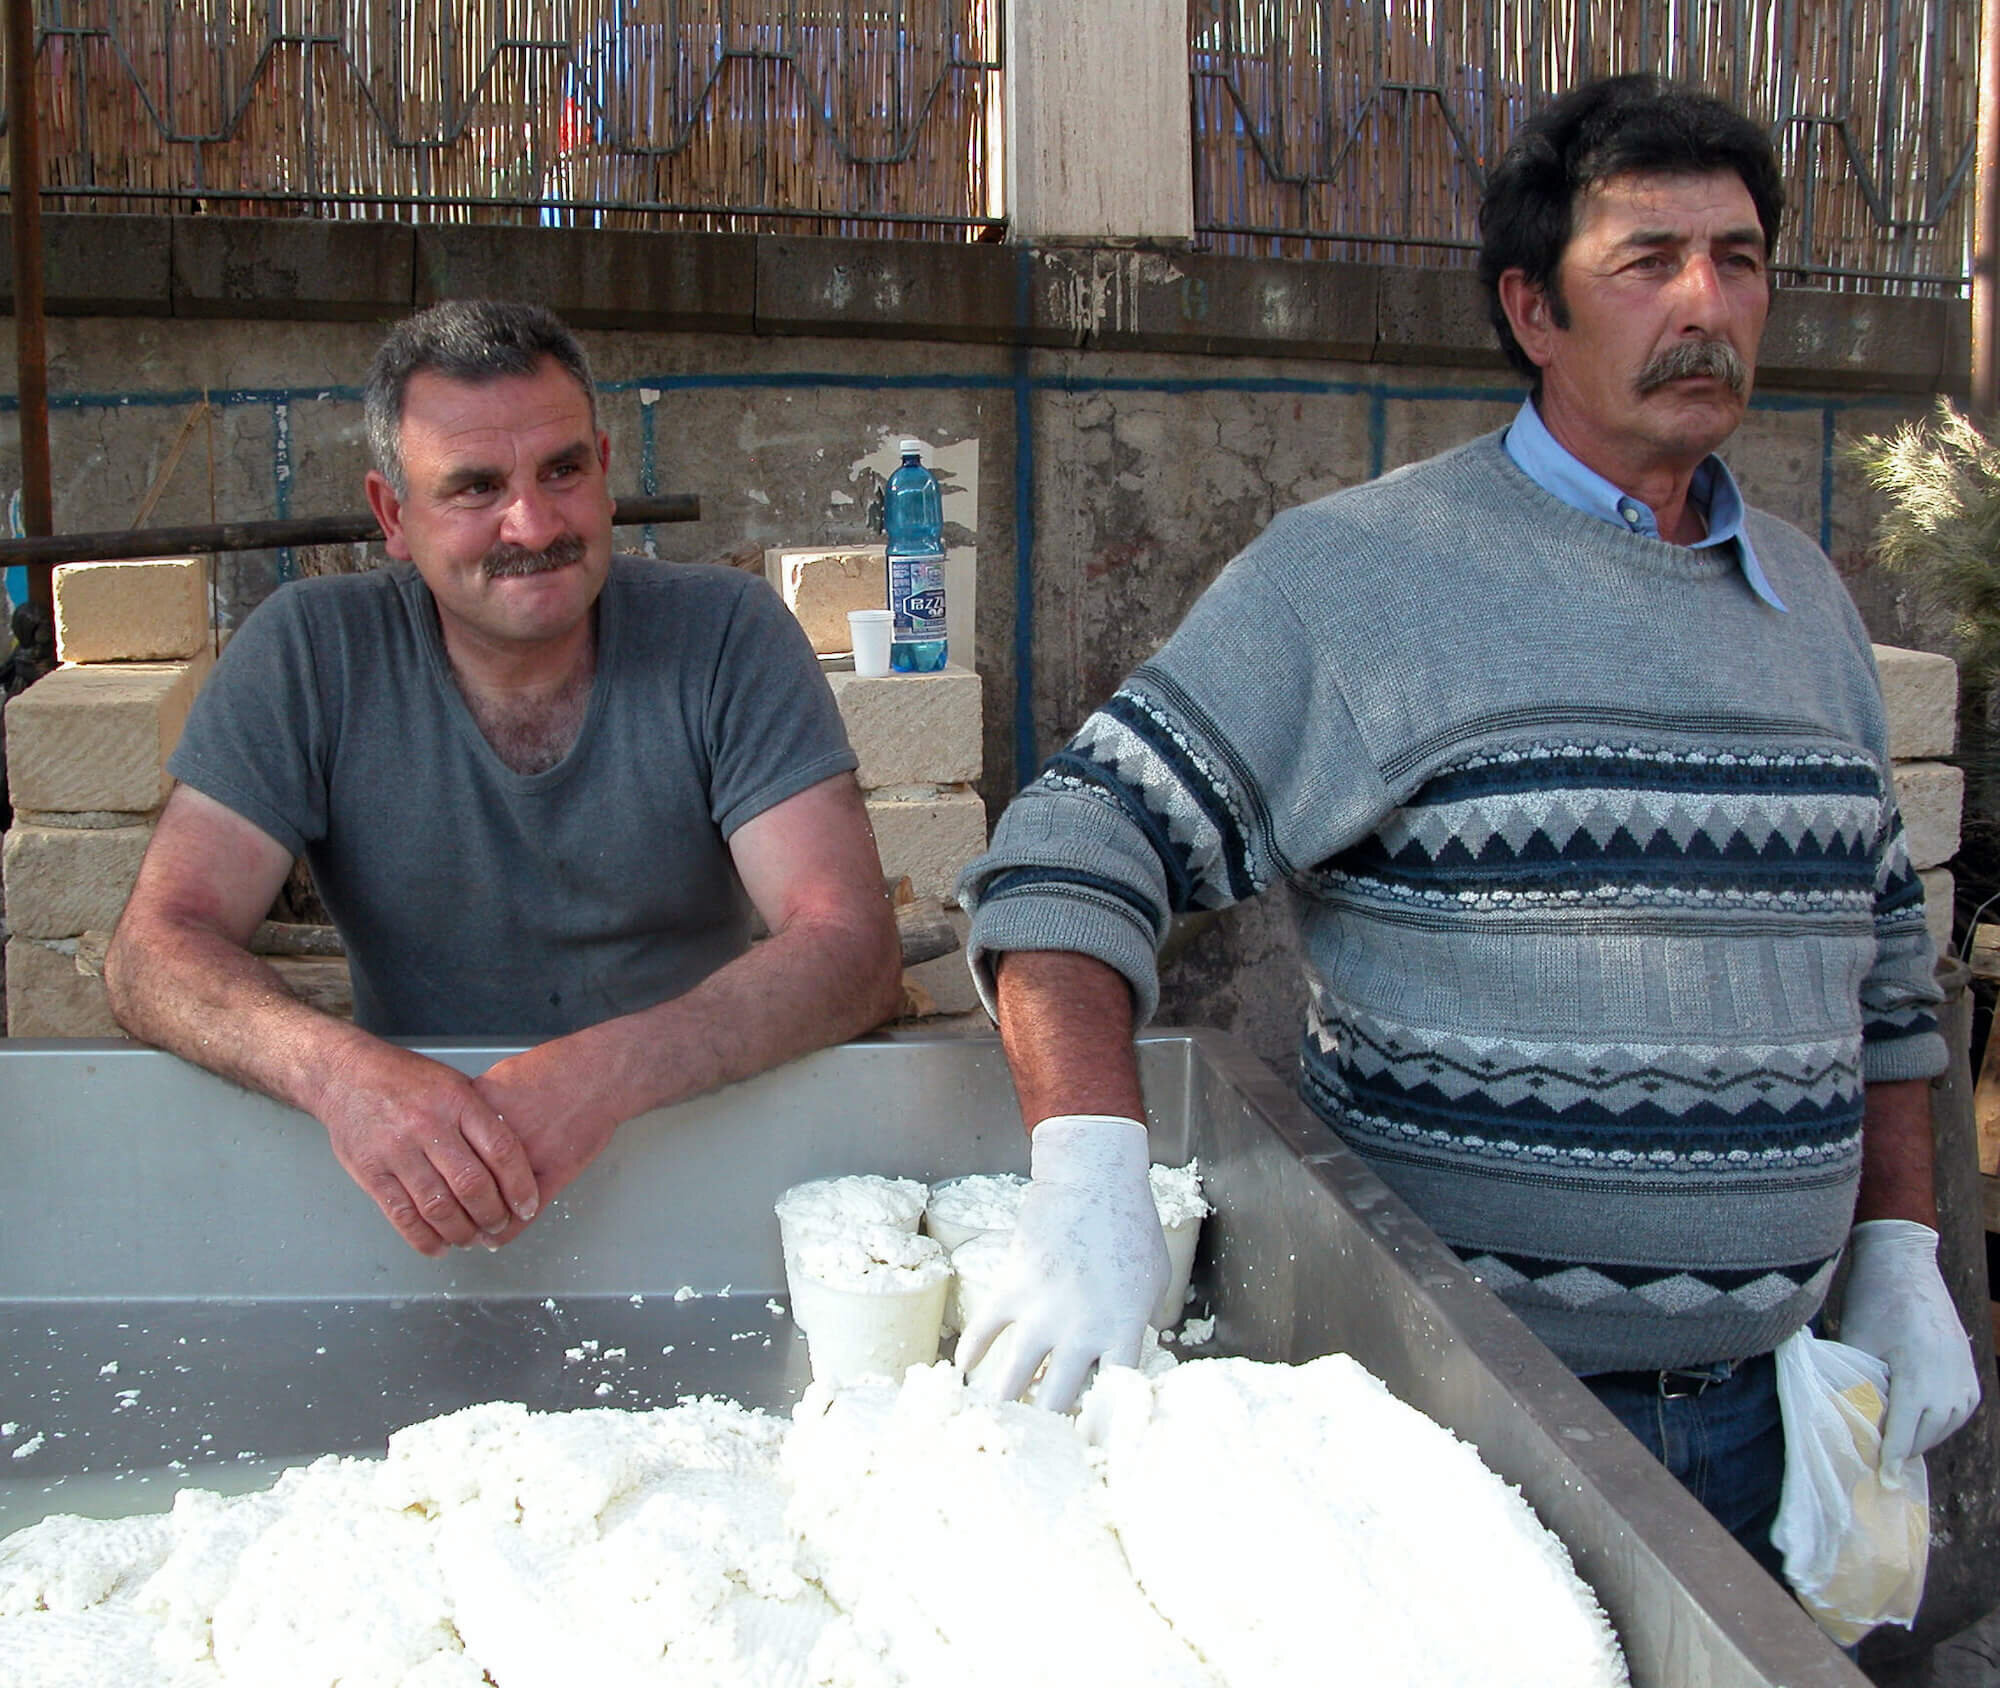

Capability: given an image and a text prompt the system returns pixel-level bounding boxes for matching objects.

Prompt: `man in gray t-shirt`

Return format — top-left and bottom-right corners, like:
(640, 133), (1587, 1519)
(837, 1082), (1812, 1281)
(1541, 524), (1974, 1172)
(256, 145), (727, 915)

(106, 301), (903, 1258)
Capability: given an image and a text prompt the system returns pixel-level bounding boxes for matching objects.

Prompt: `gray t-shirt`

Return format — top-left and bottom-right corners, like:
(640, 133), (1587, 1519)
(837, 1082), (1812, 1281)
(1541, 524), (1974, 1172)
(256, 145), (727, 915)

(168, 557), (857, 1036)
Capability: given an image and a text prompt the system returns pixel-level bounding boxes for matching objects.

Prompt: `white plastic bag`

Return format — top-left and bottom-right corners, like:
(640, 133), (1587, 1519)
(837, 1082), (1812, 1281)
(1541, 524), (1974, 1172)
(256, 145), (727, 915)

(1770, 1327), (1930, 1645)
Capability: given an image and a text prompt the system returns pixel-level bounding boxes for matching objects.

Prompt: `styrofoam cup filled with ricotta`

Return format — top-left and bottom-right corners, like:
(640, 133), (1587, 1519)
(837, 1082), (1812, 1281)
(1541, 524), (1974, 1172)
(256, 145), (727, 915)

(791, 1225), (951, 1388)
(1148, 1162), (1212, 1330)
(775, 1174), (927, 1327)
(942, 1228), (1015, 1341)
(924, 1172), (1029, 1254)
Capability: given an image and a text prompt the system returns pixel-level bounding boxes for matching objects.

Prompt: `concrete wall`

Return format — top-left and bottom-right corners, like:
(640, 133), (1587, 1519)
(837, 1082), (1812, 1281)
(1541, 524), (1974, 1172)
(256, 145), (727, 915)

(0, 214), (1966, 1067)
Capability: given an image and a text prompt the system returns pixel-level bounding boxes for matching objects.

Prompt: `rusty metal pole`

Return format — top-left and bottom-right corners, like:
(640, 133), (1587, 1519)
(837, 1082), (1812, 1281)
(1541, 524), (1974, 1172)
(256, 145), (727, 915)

(1975, 0), (2000, 415)
(6, 0), (49, 617)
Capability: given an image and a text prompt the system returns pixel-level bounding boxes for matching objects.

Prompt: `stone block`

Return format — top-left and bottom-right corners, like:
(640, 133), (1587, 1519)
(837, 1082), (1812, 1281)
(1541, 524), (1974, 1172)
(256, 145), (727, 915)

(1374, 265), (1511, 369)
(828, 665), (982, 788)
(1892, 761), (1963, 871)
(1873, 644), (1957, 760)
(756, 237), (1014, 343)
(0, 213), (173, 315)
(1919, 868), (1954, 962)
(2, 822), (153, 939)
(416, 225), (755, 332)
(5, 937), (122, 1037)
(1027, 248), (1376, 359)
(1006, 0), (1190, 242)
(15, 807), (161, 829)
(867, 785), (988, 905)
(55, 556), (210, 663)
(172, 215), (414, 320)
(1761, 290), (1947, 394)
(766, 545), (886, 654)
(4, 652), (211, 814)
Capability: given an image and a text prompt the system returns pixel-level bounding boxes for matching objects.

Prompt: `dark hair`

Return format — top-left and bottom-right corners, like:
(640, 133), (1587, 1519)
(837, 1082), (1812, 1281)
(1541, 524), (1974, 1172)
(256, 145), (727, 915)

(364, 299), (597, 494)
(1476, 75), (1785, 388)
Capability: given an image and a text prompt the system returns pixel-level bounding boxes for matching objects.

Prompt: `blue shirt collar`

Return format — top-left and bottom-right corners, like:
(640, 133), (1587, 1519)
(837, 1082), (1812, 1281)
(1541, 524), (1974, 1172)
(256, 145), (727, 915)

(1503, 399), (1787, 612)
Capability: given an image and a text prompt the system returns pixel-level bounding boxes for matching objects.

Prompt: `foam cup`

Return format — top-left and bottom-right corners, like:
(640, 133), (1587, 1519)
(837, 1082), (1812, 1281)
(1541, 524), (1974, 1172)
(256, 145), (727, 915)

(775, 1175), (926, 1329)
(1148, 1162), (1212, 1331)
(924, 1172), (1029, 1255)
(791, 1225), (950, 1388)
(848, 608), (893, 678)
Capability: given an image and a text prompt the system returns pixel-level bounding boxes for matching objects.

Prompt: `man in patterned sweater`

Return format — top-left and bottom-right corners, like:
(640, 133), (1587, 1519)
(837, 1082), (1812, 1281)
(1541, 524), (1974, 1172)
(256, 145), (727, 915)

(955, 74), (1981, 1568)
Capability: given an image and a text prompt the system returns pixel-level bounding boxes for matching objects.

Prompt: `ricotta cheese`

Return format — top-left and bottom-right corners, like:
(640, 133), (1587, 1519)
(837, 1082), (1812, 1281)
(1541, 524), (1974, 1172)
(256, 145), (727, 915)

(0, 1360), (1626, 1688)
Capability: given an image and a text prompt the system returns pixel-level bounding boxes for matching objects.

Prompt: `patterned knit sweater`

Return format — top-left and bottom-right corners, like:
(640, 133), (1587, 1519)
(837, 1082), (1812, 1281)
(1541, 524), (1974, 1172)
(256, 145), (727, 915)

(961, 431), (1945, 1374)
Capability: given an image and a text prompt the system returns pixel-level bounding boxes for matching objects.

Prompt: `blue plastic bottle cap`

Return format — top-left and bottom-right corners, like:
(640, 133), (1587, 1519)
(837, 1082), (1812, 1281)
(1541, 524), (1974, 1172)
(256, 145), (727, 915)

(899, 438), (925, 458)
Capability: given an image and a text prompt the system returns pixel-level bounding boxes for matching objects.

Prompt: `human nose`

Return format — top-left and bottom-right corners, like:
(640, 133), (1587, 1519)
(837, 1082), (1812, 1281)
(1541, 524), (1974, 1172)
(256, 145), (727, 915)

(497, 479), (564, 551)
(1670, 254), (1729, 333)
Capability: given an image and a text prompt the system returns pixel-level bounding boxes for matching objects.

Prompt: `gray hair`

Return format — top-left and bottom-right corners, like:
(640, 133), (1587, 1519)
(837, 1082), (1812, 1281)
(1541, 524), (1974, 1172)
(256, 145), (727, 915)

(363, 300), (598, 495)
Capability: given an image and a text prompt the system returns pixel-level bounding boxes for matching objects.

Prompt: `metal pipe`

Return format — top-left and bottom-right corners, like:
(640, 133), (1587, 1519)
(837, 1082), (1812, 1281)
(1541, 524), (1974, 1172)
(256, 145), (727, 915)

(0, 494), (699, 568)
(6, 0), (50, 610)
(1974, 0), (2000, 414)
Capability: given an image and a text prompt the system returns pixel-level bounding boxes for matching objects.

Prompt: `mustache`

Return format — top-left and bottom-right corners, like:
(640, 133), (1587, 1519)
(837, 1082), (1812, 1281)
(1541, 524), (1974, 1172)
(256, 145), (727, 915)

(1635, 338), (1748, 396)
(481, 532), (587, 579)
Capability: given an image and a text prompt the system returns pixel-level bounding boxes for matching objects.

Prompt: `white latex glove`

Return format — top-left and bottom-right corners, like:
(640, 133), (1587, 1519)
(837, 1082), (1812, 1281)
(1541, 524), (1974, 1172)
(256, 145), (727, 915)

(955, 1114), (1170, 1412)
(1839, 1219), (1983, 1480)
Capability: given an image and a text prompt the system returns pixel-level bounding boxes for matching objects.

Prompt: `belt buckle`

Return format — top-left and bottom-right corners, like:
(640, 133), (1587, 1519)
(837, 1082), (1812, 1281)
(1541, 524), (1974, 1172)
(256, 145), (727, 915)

(1657, 1368), (1712, 1400)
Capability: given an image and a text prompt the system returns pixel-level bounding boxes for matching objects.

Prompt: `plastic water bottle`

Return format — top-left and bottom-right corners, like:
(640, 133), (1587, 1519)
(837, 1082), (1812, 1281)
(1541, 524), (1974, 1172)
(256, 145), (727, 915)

(883, 439), (947, 673)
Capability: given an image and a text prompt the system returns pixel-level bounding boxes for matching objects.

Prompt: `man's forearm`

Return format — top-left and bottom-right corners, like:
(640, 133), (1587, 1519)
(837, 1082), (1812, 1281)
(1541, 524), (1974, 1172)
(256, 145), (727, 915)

(541, 908), (904, 1123)
(106, 911), (375, 1120)
(993, 950), (1144, 1130)
(1855, 1076), (1938, 1226)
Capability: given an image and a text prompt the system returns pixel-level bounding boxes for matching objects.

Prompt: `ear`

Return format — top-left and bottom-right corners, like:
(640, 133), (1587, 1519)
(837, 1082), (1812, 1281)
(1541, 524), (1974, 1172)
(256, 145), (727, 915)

(1497, 269), (1560, 371)
(365, 469), (413, 562)
(596, 429), (612, 474)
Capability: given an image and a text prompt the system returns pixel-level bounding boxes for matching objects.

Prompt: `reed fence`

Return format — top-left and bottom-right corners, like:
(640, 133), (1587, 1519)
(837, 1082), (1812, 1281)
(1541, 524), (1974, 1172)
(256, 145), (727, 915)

(1193, 0), (1980, 294)
(1, 0), (1004, 238)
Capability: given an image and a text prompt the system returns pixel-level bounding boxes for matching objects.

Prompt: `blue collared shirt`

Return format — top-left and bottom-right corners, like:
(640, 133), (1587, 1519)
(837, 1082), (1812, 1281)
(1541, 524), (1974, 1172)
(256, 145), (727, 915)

(1503, 399), (1787, 612)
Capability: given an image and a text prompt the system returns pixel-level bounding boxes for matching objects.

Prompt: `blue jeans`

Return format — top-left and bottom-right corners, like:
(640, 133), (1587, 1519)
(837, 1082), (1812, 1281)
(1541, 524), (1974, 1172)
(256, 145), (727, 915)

(1583, 1351), (1787, 1580)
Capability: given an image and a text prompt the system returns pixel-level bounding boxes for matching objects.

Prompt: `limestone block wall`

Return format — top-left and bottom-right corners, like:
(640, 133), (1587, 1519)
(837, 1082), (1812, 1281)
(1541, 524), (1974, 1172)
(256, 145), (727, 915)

(825, 664), (986, 1018)
(3, 558), (210, 1034)
(1876, 644), (1963, 962)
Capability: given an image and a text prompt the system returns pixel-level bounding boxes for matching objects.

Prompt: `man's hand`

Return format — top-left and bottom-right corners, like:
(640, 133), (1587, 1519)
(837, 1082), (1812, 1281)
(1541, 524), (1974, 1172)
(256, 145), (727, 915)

(469, 1037), (625, 1241)
(312, 1040), (540, 1257)
(1840, 1219), (1982, 1480)
(956, 1115), (1168, 1412)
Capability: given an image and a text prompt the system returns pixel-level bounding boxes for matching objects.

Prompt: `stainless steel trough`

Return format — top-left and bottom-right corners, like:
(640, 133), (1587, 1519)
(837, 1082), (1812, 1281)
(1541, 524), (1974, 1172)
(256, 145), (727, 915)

(0, 1028), (1863, 1686)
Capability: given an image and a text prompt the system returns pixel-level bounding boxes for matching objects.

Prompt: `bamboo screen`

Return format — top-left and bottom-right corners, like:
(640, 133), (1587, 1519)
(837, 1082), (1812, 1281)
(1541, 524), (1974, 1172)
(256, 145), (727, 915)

(2, 0), (1004, 237)
(1192, 0), (1979, 293)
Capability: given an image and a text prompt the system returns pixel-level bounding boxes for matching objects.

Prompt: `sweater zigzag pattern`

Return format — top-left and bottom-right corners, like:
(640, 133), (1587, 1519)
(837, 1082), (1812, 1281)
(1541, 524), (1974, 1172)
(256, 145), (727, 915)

(964, 432), (1945, 1373)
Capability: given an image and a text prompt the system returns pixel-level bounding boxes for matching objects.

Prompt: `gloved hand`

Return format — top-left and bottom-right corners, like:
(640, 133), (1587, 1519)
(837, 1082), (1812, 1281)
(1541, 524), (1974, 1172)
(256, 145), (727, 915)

(955, 1114), (1169, 1412)
(1839, 1219), (1983, 1480)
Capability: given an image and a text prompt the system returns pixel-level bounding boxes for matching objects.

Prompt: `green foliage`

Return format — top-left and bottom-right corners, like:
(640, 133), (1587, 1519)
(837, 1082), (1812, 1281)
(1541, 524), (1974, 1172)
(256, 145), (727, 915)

(1848, 399), (2000, 695)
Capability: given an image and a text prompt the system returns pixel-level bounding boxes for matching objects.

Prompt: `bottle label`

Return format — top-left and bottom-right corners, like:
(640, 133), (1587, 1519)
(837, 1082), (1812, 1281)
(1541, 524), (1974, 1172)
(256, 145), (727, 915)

(890, 552), (947, 641)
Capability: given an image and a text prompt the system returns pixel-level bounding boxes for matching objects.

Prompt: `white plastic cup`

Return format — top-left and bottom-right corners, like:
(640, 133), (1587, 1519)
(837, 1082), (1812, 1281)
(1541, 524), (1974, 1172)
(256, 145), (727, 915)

(775, 1175), (926, 1329)
(944, 1230), (1014, 1343)
(791, 1226), (950, 1388)
(924, 1172), (1029, 1255)
(1147, 1162), (1211, 1331)
(1153, 1214), (1203, 1330)
(848, 608), (894, 678)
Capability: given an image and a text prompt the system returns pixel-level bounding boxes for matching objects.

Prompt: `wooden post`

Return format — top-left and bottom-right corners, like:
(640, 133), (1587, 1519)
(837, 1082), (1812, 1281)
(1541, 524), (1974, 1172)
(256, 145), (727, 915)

(6, 0), (50, 616)
(1975, 0), (2000, 415)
